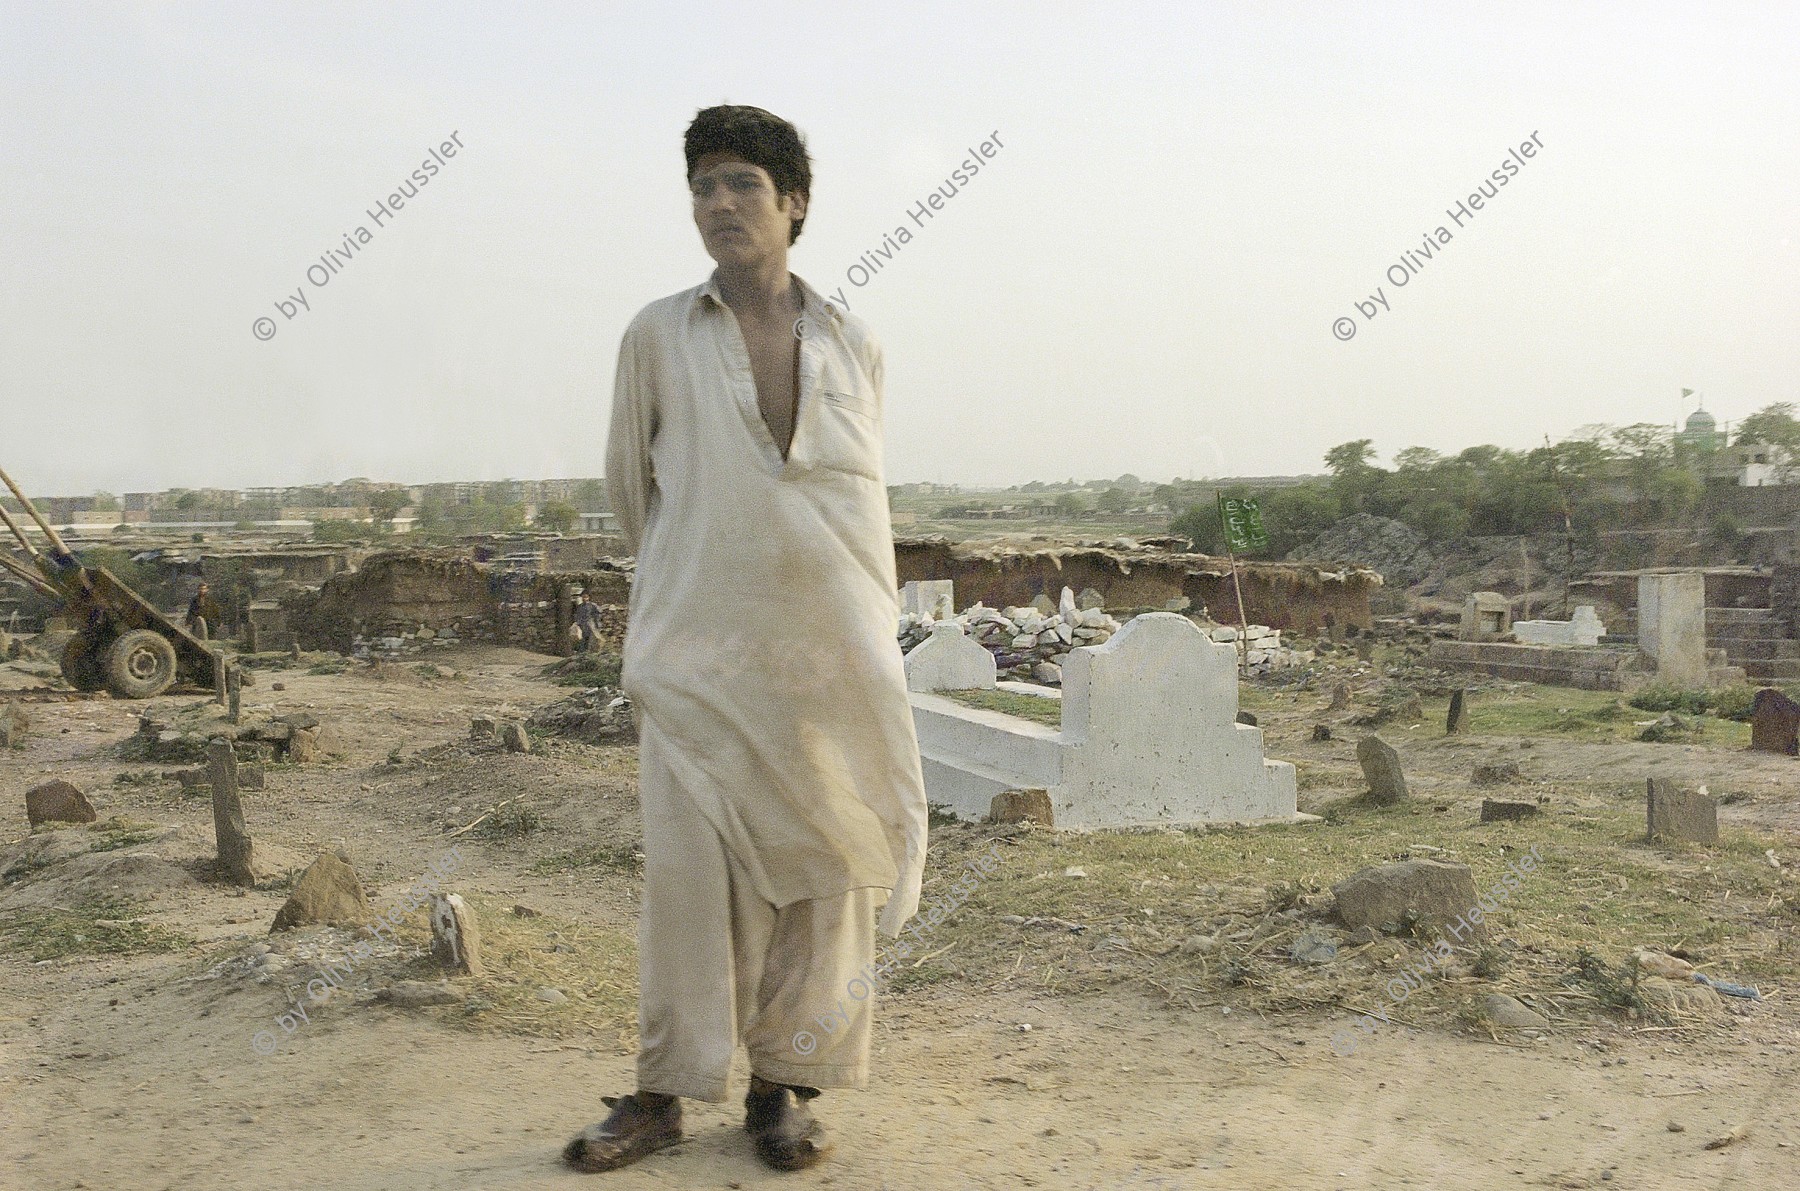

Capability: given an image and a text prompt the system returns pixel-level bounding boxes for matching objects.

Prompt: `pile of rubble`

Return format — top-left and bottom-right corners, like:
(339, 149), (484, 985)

(525, 687), (636, 746)
(898, 588), (1120, 685)
(1204, 623), (1316, 675)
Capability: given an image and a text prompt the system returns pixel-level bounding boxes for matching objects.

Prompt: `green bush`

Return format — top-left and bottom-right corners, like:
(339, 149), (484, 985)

(1710, 684), (1760, 722)
(1627, 684), (1711, 716)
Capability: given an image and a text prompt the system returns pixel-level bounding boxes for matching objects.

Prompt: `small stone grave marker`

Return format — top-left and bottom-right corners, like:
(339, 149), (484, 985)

(1646, 778), (1718, 846)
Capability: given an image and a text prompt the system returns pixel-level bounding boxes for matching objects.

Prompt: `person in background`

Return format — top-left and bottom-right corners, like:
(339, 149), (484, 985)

(185, 582), (222, 640)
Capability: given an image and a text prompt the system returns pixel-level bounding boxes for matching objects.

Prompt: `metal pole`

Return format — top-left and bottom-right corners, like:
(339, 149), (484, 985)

(0, 550), (58, 596)
(0, 464), (75, 560)
(0, 501), (41, 559)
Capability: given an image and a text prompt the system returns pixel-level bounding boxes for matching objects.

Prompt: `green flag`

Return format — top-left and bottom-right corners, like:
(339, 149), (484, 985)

(1218, 494), (1269, 553)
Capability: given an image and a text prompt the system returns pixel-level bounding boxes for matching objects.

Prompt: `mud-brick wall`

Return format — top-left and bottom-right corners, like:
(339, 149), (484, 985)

(283, 553), (632, 653)
(892, 541), (1377, 634)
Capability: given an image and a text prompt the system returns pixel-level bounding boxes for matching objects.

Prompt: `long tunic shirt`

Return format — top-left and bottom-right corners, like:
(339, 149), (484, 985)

(605, 273), (928, 937)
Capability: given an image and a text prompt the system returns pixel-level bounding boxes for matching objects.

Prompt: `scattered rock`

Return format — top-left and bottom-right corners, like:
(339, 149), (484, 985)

(535, 986), (568, 1004)
(989, 788), (1054, 827)
(380, 980), (464, 1008)
(1483, 993), (1548, 1029)
(25, 779), (97, 827)
(1178, 934), (1218, 956)
(1328, 683), (1350, 712)
(1289, 927), (1339, 965)
(470, 715), (497, 742)
(1472, 761), (1524, 787)
(1637, 976), (1722, 1024)
(499, 721), (531, 753)
(1235, 711), (1258, 727)
(1063, 866), (1087, 879)
(1311, 724), (1333, 742)
(1480, 799), (1539, 823)
(238, 763), (265, 791)
(1332, 859), (1485, 940)
(1357, 736), (1408, 804)
(271, 682), (285, 692)
(271, 852), (370, 932)
(511, 903), (542, 918)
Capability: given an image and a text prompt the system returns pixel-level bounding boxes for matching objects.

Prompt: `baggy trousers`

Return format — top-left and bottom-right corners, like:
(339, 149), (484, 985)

(635, 725), (878, 1102)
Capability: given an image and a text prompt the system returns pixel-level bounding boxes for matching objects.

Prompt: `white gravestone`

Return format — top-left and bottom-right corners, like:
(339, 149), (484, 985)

(900, 580), (955, 620)
(1512, 605), (1606, 647)
(903, 620), (997, 692)
(1056, 613), (1297, 827)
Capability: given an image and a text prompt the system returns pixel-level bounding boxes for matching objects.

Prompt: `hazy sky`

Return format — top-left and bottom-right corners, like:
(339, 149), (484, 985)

(4, 1), (1796, 497)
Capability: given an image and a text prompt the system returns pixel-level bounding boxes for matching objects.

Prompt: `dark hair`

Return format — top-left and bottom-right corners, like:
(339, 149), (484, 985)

(683, 105), (812, 244)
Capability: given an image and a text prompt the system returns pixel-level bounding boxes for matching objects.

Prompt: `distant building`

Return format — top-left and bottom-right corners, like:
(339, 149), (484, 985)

(1675, 407), (1727, 453)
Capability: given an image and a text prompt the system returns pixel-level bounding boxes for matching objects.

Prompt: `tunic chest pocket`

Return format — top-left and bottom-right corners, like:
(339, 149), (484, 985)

(808, 387), (882, 480)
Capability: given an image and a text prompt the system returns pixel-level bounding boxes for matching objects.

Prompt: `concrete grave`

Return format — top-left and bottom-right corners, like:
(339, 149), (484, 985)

(1646, 777), (1719, 845)
(1749, 687), (1800, 756)
(899, 580), (956, 620)
(903, 620), (998, 693)
(910, 612), (1300, 828)
(1511, 605), (1605, 647)
(1639, 573), (1708, 687)
(1459, 592), (1512, 642)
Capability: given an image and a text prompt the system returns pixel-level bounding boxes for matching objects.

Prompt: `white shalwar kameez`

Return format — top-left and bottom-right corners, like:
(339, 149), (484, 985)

(604, 272), (929, 1101)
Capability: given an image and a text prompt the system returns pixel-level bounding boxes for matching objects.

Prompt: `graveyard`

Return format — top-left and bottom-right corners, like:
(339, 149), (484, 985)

(3, 572), (1798, 1189)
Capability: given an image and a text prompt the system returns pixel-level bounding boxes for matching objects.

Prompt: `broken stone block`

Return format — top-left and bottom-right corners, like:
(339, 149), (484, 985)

(1472, 761), (1524, 786)
(1235, 711), (1258, 727)
(1480, 799), (1539, 823)
(1332, 859), (1484, 940)
(1357, 736), (1408, 804)
(499, 721), (531, 753)
(1328, 683), (1350, 712)
(26, 779), (97, 827)
(239, 763), (265, 791)
(470, 715), (497, 742)
(271, 852), (370, 931)
(988, 788), (1054, 827)
(1310, 724), (1333, 741)
(278, 711), (321, 731)
(1646, 778), (1718, 846)
(429, 893), (484, 976)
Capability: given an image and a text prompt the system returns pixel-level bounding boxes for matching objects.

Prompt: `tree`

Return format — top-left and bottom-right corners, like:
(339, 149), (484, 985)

(1324, 439), (1382, 516)
(537, 500), (579, 534)
(1054, 491), (1089, 517)
(574, 479), (608, 509)
(90, 490), (120, 511)
(1097, 488), (1129, 514)
(370, 489), (410, 524)
(1735, 403), (1800, 480)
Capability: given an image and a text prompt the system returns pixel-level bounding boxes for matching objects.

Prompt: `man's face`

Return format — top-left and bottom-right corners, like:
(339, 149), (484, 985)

(689, 152), (805, 267)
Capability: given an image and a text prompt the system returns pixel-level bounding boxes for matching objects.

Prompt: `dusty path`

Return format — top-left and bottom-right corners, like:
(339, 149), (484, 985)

(3, 647), (1798, 1190)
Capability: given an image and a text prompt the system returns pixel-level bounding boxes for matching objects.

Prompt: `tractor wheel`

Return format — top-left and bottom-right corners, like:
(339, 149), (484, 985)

(60, 633), (108, 691)
(105, 630), (178, 699)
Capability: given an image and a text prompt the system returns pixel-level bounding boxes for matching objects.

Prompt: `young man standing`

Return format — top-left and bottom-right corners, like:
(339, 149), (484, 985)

(563, 106), (928, 1175)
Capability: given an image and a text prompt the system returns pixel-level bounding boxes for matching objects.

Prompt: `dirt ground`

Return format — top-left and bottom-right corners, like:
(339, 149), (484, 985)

(3, 645), (1798, 1190)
